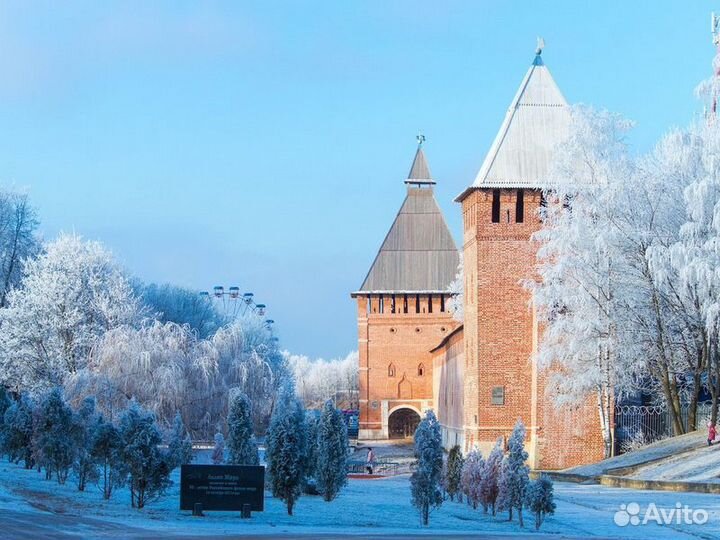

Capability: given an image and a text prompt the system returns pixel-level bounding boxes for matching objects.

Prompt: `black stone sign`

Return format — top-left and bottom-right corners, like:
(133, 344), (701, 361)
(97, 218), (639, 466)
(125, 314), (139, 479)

(180, 464), (265, 512)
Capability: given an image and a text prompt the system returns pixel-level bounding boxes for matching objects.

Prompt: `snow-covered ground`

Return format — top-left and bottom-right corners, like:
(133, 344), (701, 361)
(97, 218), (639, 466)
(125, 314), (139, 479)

(2, 457), (720, 538)
(630, 442), (720, 483)
(566, 431), (706, 478)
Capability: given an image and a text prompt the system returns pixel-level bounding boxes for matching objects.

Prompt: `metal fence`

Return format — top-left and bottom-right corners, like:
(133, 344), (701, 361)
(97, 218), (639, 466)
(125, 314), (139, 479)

(614, 402), (713, 450)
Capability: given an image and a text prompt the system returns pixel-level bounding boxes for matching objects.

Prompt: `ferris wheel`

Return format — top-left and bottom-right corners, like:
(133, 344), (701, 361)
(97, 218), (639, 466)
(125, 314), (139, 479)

(199, 285), (276, 336)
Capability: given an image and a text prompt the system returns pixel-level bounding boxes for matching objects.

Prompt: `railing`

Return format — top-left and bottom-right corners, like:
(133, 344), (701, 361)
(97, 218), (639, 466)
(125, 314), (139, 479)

(347, 459), (400, 476)
(614, 402), (714, 451)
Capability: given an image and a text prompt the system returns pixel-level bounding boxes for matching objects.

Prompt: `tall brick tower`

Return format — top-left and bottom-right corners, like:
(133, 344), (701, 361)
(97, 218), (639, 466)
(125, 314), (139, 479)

(455, 47), (604, 468)
(352, 139), (460, 440)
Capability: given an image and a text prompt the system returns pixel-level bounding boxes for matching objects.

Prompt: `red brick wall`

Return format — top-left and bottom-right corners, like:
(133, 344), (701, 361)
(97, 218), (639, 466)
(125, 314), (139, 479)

(356, 294), (458, 437)
(461, 188), (605, 469)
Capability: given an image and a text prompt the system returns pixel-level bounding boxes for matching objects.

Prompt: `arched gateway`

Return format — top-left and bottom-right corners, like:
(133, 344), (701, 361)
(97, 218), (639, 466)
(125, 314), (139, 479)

(388, 408), (421, 439)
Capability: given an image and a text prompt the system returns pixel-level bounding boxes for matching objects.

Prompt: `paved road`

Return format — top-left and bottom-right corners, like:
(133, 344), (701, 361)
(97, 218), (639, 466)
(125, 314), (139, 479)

(0, 508), (602, 540)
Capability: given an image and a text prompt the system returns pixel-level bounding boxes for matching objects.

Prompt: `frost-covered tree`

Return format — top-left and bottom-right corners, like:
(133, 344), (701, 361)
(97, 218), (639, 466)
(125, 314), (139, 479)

(167, 411), (193, 470)
(444, 445), (464, 502)
(479, 438), (504, 515)
(287, 351), (358, 410)
(211, 432), (225, 465)
(446, 255), (464, 322)
(525, 473), (555, 530)
(91, 418), (123, 500)
(315, 400), (348, 502)
(0, 189), (40, 308)
(73, 396), (100, 491)
(266, 383), (307, 515)
(226, 392), (259, 465)
(0, 234), (143, 391)
(410, 410), (443, 525)
(497, 420), (530, 526)
(0, 387), (11, 453)
(2, 394), (34, 467)
(136, 282), (227, 339)
(117, 401), (171, 509)
(35, 388), (78, 484)
(303, 410), (320, 494)
(460, 448), (483, 509)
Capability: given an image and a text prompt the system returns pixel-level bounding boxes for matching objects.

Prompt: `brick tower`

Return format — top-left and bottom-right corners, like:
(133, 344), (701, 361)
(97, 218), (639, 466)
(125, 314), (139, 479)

(352, 139), (460, 440)
(455, 48), (605, 468)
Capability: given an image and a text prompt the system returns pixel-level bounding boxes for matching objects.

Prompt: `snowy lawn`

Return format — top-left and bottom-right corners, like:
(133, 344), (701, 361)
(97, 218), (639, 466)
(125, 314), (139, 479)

(2, 457), (720, 538)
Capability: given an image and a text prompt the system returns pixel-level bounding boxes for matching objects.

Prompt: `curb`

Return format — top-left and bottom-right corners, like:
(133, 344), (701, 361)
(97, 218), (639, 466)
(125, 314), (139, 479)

(600, 475), (720, 494)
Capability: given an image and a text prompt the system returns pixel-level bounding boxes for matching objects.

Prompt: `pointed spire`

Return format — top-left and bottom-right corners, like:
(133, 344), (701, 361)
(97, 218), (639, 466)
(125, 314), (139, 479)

(405, 133), (435, 185)
(458, 43), (570, 195)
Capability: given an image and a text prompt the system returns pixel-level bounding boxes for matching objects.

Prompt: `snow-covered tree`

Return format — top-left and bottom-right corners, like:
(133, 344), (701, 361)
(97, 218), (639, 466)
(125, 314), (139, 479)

(266, 382), (307, 515)
(410, 410), (443, 525)
(525, 473), (555, 530)
(0, 233), (143, 391)
(2, 394), (34, 467)
(315, 400), (348, 502)
(287, 351), (358, 410)
(34, 387), (78, 484)
(167, 411), (193, 470)
(0, 188), (40, 308)
(497, 420), (530, 526)
(136, 282), (227, 339)
(226, 391), (259, 466)
(446, 255), (464, 322)
(444, 445), (464, 502)
(0, 387), (11, 452)
(479, 438), (504, 515)
(460, 448), (483, 509)
(91, 417), (122, 500)
(211, 432), (225, 465)
(117, 401), (171, 509)
(303, 410), (320, 490)
(73, 396), (100, 491)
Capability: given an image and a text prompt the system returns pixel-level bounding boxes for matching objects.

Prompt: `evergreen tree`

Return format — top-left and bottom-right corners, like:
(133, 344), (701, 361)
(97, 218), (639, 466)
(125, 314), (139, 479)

(315, 400), (348, 502)
(91, 417), (123, 500)
(167, 412), (193, 470)
(479, 438), (503, 515)
(73, 396), (100, 491)
(525, 474), (556, 530)
(211, 432), (225, 465)
(2, 394), (34, 468)
(445, 445), (464, 502)
(226, 392), (259, 465)
(497, 420), (530, 526)
(303, 410), (320, 494)
(460, 448), (484, 509)
(35, 388), (77, 484)
(0, 387), (11, 455)
(410, 410), (443, 526)
(117, 401), (171, 509)
(266, 382), (307, 515)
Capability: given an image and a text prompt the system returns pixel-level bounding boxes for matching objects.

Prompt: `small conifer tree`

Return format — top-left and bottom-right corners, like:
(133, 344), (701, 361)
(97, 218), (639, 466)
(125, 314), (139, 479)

(266, 383), (307, 515)
(410, 410), (443, 526)
(211, 432), (225, 465)
(315, 400), (348, 502)
(445, 445), (464, 502)
(226, 392), (259, 465)
(91, 417), (123, 500)
(525, 473), (556, 530)
(167, 411), (193, 470)
(497, 420), (530, 526)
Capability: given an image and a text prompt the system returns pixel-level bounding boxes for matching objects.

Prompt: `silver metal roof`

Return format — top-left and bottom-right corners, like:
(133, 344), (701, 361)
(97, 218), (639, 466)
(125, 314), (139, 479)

(357, 148), (458, 293)
(469, 54), (570, 190)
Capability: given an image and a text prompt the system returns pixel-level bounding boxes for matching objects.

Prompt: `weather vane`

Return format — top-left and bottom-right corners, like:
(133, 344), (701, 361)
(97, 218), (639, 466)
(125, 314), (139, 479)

(417, 133), (426, 147)
(536, 37), (545, 55)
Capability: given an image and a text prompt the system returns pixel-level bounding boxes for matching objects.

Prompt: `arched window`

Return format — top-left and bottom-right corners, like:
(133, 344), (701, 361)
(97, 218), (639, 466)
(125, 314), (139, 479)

(418, 363), (425, 377)
(388, 363), (396, 377)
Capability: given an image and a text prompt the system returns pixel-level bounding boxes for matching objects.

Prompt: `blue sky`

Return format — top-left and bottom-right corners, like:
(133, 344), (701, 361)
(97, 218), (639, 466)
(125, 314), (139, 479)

(0, 1), (712, 359)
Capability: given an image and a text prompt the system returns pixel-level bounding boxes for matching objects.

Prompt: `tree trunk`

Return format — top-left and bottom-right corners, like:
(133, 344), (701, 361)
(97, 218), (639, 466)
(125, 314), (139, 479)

(518, 507), (524, 528)
(535, 511), (541, 530)
(508, 507), (513, 522)
(422, 504), (429, 526)
(287, 498), (294, 516)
